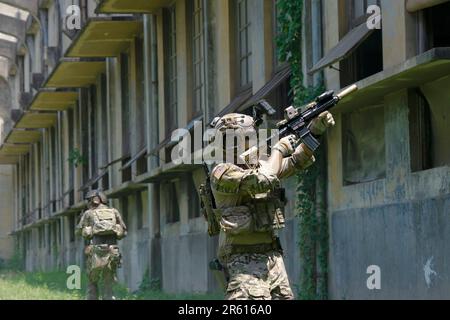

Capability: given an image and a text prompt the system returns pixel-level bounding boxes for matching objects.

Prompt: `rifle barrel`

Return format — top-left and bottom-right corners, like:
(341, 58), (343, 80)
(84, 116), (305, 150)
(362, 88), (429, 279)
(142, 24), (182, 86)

(337, 84), (358, 100)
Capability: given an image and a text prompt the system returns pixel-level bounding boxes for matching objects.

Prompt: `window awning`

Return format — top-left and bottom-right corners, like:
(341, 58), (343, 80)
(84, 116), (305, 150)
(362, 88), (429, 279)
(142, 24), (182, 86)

(43, 58), (105, 88)
(334, 47), (450, 113)
(120, 147), (147, 171)
(78, 168), (108, 192)
(5, 129), (41, 144)
(309, 20), (377, 75)
(106, 181), (147, 199)
(0, 0), (38, 17)
(0, 38), (17, 61)
(216, 87), (253, 119)
(406, 0), (450, 12)
(28, 90), (78, 111)
(240, 65), (291, 111)
(140, 163), (203, 184)
(65, 18), (143, 58)
(0, 143), (30, 157)
(0, 13), (25, 40)
(0, 155), (19, 164)
(96, 0), (173, 14)
(15, 112), (58, 129)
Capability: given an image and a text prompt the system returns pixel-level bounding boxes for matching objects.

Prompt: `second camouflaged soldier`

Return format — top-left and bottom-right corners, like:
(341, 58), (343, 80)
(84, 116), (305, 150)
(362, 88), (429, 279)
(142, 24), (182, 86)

(76, 190), (127, 300)
(208, 111), (334, 300)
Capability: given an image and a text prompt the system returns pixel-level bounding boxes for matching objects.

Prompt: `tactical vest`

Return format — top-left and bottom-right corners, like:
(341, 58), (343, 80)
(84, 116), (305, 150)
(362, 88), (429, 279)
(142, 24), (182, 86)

(203, 163), (288, 260)
(216, 187), (286, 236)
(91, 208), (124, 238)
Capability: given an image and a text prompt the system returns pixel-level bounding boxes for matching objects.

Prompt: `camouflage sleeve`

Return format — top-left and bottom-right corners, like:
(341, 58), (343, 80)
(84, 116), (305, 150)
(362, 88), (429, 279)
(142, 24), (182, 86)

(211, 163), (278, 195)
(75, 211), (89, 236)
(279, 144), (316, 180)
(114, 209), (128, 234)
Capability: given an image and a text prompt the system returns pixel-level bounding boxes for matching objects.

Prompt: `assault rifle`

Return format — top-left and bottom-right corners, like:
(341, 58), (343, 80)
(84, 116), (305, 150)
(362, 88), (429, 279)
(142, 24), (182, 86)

(249, 85), (357, 152)
(273, 84), (358, 152)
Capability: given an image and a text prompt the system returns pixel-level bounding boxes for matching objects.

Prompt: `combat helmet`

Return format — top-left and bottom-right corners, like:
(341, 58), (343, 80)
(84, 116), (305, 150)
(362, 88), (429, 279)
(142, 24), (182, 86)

(210, 113), (257, 159)
(85, 189), (107, 204)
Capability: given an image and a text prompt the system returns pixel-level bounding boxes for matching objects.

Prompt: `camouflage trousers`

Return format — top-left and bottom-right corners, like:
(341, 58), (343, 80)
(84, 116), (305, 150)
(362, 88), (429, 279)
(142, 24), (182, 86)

(224, 251), (294, 300)
(87, 267), (115, 300)
(85, 244), (121, 300)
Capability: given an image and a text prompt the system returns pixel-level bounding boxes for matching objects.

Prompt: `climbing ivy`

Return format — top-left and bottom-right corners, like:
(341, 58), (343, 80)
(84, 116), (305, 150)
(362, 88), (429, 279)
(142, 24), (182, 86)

(68, 148), (87, 168)
(276, 0), (328, 300)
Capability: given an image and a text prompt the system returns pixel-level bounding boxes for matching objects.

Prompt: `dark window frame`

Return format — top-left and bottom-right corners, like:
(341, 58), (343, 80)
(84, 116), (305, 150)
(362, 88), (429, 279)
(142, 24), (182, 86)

(164, 5), (179, 137)
(340, 0), (383, 87)
(232, 0), (253, 93)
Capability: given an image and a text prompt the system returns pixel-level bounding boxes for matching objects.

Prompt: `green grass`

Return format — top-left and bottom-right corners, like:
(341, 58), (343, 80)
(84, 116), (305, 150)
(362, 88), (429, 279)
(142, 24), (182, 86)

(0, 270), (223, 300)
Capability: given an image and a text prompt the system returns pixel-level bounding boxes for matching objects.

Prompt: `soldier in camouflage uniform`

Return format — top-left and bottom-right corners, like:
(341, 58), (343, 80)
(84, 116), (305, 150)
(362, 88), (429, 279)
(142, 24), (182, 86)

(76, 190), (127, 300)
(209, 111), (334, 300)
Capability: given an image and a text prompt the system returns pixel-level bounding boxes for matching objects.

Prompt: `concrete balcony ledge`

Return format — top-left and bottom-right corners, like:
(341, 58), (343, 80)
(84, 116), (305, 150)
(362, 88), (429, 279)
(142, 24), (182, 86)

(335, 47), (450, 114)
(96, 0), (173, 14)
(43, 57), (106, 88)
(27, 89), (78, 112)
(0, 0), (38, 17)
(65, 17), (143, 58)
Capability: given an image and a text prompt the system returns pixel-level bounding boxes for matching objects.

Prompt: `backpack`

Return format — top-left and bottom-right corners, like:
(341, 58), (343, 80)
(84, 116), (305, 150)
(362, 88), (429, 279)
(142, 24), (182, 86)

(92, 208), (119, 236)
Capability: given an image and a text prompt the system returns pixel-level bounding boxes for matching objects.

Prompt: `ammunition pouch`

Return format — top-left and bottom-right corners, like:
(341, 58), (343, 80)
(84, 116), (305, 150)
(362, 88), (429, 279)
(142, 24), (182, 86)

(82, 226), (93, 239)
(218, 187), (286, 236)
(113, 224), (125, 240)
(86, 244), (122, 272)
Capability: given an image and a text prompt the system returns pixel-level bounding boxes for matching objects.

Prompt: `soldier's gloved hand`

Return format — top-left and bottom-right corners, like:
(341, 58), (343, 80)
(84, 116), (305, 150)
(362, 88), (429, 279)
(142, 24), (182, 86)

(272, 134), (298, 157)
(308, 111), (335, 136)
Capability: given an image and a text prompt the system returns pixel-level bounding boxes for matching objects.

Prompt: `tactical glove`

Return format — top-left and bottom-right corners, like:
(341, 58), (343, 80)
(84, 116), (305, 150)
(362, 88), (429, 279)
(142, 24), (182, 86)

(308, 111), (335, 136)
(272, 135), (298, 157)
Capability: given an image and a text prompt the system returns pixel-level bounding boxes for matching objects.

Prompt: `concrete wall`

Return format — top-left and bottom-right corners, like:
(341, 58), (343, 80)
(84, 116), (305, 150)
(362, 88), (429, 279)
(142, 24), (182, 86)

(0, 165), (13, 262)
(324, 1), (450, 299)
(331, 195), (450, 299)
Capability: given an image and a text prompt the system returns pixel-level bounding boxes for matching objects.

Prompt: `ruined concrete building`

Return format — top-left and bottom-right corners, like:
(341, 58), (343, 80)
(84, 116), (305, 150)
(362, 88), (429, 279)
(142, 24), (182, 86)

(0, 0), (449, 299)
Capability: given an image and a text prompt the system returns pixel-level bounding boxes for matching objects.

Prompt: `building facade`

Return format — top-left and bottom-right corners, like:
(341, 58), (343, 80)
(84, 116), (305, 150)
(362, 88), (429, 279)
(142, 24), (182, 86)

(0, 0), (449, 299)
(320, 0), (450, 299)
(0, 0), (324, 294)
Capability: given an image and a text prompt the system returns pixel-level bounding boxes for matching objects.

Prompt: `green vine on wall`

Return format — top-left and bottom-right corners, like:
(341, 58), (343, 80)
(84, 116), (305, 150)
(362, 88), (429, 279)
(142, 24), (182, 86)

(68, 149), (87, 168)
(276, 0), (328, 300)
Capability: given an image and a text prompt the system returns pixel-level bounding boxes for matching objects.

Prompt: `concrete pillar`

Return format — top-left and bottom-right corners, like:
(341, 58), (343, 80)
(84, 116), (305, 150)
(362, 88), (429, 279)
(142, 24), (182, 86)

(0, 165), (14, 262)
(381, 0), (418, 68)
(215, 0), (233, 110)
(322, 0), (341, 91)
(384, 90), (410, 202)
(250, 0), (273, 92)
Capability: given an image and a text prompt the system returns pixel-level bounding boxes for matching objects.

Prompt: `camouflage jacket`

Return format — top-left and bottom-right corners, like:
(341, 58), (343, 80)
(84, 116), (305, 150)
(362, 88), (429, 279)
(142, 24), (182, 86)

(211, 145), (315, 260)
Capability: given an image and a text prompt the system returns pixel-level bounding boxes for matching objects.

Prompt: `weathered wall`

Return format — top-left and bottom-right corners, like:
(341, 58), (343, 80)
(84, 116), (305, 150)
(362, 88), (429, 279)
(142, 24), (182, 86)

(161, 229), (218, 294)
(328, 87), (450, 299)
(330, 195), (450, 299)
(0, 165), (13, 263)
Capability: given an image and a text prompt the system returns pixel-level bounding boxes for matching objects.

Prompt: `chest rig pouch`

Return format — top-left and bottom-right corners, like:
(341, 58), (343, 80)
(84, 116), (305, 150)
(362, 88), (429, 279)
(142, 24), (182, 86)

(218, 187), (286, 235)
(92, 208), (118, 236)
